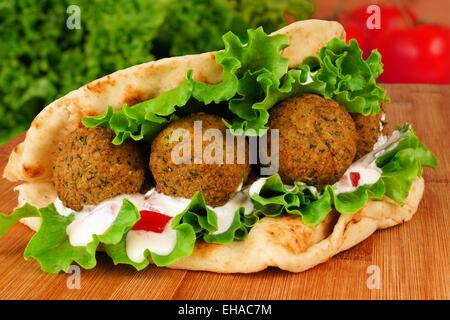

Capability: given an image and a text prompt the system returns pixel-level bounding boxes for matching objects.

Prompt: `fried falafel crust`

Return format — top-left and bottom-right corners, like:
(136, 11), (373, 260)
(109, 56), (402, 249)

(352, 107), (387, 159)
(268, 94), (358, 187)
(150, 113), (250, 207)
(53, 127), (145, 211)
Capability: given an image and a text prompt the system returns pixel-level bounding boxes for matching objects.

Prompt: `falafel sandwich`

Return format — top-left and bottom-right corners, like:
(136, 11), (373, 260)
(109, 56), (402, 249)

(0, 20), (437, 273)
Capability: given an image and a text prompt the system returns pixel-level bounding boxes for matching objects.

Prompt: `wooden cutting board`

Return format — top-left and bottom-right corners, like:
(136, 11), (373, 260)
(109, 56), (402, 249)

(0, 84), (449, 300)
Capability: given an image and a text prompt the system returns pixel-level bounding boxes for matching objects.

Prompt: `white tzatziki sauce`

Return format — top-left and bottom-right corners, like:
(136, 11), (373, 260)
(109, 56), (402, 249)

(126, 226), (177, 262)
(296, 182), (319, 197)
(54, 187), (255, 258)
(333, 161), (382, 194)
(373, 135), (388, 150)
(123, 189), (192, 262)
(211, 191), (253, 235)
(249, 177), (269, 196)
(142, 188), (191, 217)
(333, 129), (405, 194)
(56, 194), (145, 247)
(125, 188), (254, 260)
(143, 188), (253, 235)
(54, 198), (76, 217)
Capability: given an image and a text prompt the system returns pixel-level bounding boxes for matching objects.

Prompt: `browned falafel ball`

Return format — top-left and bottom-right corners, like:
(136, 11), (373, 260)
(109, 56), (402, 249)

(352, 107), (387, 159)
(150, 113), (250, 207)
(53, 127), (145, 211)
(268, 94), (358, 188)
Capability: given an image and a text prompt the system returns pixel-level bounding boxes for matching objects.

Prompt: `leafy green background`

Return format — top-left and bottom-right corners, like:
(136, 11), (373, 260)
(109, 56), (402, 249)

(0, 0), (313, 144)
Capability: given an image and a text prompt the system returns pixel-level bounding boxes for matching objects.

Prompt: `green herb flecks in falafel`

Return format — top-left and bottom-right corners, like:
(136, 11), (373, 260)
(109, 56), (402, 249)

(53, 127), (145, 211)
(268, 94), (358, 188)
(150, 113), (250, 207)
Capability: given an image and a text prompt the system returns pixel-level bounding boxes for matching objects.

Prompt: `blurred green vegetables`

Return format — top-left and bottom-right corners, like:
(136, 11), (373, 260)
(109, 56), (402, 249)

(0, 0), (314, 144)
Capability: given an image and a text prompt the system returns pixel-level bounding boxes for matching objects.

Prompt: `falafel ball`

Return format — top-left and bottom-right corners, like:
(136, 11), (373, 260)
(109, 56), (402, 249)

(53, 127), (145, 211)
(268, 94), (358, 187)
(150, 113), (250, 207)
(352, 108), (387, 159)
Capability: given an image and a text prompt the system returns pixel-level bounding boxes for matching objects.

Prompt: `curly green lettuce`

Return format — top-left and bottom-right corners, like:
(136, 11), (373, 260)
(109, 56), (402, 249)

(304, 39), (389, 115)
(83, 28), (388, 143)
(9, 199), (141, 273)
(1, 199), (193, 273)
(171, 192), (249, 243)
(104, 223), (196, 270)
(105, 191), (251, 271)
(250, 125), (437, 227)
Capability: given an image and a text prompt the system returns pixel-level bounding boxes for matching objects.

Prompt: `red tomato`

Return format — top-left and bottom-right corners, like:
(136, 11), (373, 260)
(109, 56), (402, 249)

(343, 20), (370, 54)
(132, 210), (172, 233)
(374, 24), (450, 83)
(344, 4), (416, 33)
(339, 4), (417, 53)
(349, 172), (361, 187)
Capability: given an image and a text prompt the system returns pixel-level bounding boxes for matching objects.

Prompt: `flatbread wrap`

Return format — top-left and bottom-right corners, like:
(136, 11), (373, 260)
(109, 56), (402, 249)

(0, 20), (437, 274)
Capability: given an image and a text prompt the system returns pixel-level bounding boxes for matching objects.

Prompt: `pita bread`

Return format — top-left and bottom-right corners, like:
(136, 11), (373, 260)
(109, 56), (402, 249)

(3, 20), (426, 273)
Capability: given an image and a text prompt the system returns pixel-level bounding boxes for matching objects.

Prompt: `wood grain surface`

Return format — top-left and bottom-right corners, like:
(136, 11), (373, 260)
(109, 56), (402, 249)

(0, 84), (449, 300)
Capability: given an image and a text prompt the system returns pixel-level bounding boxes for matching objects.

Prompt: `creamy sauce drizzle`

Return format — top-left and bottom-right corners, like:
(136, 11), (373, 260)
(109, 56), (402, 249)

(143, 188), (253, 235)
(56, 194), (145, 247)
(126, 226), (177, 262)
(333, 129), (405, 194)
(142, 189), (191, 217)
(211, 191), (253, 234)
(249, 177), (269, 196)
(53, 187), (255, 256)
(296, 182), (319, 196)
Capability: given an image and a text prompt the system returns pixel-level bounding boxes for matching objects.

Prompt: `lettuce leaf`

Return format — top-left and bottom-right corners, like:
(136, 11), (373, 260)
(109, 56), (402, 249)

(104, 222), (196, 269)
(94, 190), (251, 263)
(250, 174), (331, 227)
(83, 28), (388, 144)
(150, 223), (196, 266)
(0, 199), (140, 274)
(171, 191), (248, 244)
(171, 192), (218, 234)
(376, 126), (438, 169)
(376, 125), (437, 204)
(305, 39), (389, 116)
(250, 125), (437, 226)
(23, 205), (98, 274)
(329, 179), (385, 214)
(203, 210), (245, 243)
(96, 199), (140, 244)
(0, 203), (40, 238)
(0, 192), (248, 273)
(102, 237), (150, 271)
